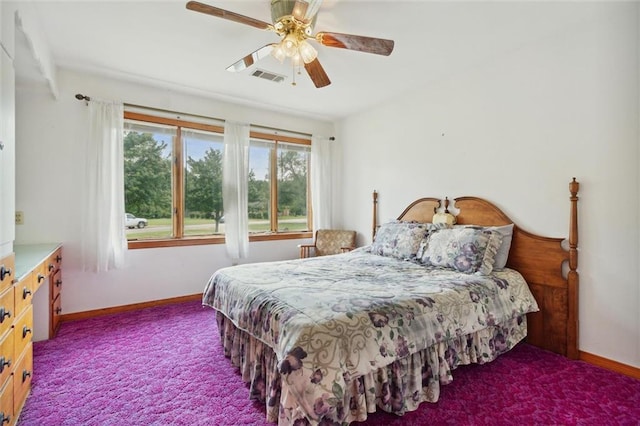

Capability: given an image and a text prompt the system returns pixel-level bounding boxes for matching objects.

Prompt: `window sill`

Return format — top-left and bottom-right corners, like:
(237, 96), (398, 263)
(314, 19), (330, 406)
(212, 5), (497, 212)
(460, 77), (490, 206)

(127, 231), (313, 250)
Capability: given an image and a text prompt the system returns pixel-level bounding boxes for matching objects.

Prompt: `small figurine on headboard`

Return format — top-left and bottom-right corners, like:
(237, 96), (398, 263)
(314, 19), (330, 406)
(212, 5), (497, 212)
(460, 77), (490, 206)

(432, 197), (457, 225)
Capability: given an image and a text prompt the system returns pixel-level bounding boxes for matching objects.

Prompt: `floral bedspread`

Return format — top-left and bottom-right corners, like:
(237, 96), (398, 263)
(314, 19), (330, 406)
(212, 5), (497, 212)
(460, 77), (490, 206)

(203, 249), (539, 424)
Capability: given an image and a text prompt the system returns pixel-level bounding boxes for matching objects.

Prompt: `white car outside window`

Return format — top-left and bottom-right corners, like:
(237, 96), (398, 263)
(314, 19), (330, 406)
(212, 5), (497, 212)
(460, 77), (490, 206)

(125, 213), (148, 229)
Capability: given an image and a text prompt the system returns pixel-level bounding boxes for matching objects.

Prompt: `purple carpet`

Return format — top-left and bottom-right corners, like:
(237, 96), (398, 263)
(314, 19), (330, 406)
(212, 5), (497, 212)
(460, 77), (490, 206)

(18, 300), (640, 426)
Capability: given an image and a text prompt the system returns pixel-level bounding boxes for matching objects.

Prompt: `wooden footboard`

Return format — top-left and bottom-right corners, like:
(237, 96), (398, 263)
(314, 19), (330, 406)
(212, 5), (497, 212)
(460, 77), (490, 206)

(379, 179), (580, 359)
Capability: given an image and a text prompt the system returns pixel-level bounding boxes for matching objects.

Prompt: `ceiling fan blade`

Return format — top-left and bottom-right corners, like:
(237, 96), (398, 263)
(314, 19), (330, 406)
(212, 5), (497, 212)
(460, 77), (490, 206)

(226, 44), (274, 72)
(316, 32), (394, 56)
(292, 0), (309, 22)
(304, 58), (331, 88)
(186, 1), (272, 31)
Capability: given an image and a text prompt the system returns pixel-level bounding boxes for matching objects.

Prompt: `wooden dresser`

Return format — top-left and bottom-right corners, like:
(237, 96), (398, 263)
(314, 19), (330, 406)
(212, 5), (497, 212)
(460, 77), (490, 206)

(0, 243), (62, 425)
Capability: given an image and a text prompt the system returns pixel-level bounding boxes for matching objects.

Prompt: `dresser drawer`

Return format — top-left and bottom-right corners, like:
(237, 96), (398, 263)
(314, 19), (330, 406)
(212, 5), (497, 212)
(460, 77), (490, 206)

(51, 269), (62, 302)
(32, 265), (47, 294)
(0, 375), (13, 426)
(46, 248), (62, 275)
(0, 289), (13, 339)
(13, 274), (33, 320)
(13, 306), (32, 363)
(52, 294), (62, 338)
(0, 255), (14, 294)
(0, 330), (14, 389)
(12, 342), (32, 416)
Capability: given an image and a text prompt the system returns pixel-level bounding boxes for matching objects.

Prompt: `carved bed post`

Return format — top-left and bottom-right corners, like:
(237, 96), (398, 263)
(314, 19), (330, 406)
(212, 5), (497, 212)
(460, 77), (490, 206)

(567, 178), (580, 359)
(372, 191), (378, 241)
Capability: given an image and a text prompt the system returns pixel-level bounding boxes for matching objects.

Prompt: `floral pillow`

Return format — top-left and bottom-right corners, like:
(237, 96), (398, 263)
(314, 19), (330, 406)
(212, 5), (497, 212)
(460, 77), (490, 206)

(415, 223), (453, 259)
(419, 227), (503, 275)
(455, 224), (514, 270)
(371, 221), (445, 261)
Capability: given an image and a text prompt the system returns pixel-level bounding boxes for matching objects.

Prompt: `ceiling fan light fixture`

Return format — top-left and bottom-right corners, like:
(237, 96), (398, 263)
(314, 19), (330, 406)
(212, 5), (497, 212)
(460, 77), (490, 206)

(271, 43), (286, 62)
(282, 33), (299, 57)
(298, 40), (317, 64)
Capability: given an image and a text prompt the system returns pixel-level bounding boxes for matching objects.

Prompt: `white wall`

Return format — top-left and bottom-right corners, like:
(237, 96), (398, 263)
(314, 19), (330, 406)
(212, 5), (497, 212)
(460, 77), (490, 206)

(0, 1), (16, 258)
(338, 3), (639, 367)
(637, 0), (640, 373)
(15, 69), (333, 313)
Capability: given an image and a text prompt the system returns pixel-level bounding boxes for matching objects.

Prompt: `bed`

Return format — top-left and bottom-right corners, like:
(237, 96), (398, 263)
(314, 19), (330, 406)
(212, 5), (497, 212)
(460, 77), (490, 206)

(203, 179), (580, 425)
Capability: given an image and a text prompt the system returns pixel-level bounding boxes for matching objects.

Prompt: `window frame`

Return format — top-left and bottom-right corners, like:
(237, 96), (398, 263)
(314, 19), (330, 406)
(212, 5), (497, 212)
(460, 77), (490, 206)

(124, 111), (312, 249)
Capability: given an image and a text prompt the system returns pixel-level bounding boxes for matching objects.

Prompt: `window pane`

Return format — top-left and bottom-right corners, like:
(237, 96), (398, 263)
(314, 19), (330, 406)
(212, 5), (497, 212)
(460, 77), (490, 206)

(183, 129), (225, 236)
(123, 121), (174, 240)
(277, 142), (310, 232)
(248, 140), (272, 233)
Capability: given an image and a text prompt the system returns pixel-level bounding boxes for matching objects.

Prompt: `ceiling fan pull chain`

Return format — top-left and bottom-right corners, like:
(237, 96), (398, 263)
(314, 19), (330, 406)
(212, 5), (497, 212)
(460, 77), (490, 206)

(291, 62), (297, 86)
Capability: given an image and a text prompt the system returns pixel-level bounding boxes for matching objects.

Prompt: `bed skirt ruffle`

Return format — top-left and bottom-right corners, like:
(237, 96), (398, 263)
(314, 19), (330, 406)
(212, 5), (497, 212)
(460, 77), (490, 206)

(215, 311), (528, 425)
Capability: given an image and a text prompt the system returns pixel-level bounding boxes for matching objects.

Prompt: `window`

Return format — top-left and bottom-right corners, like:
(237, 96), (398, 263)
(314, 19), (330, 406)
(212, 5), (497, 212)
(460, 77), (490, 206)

(248, 137), (311, 234)
(123, 110), (312, 248)
(276, 142), (310, 232)
(123, 121), (174, 240)
(183, 129), (225, 237)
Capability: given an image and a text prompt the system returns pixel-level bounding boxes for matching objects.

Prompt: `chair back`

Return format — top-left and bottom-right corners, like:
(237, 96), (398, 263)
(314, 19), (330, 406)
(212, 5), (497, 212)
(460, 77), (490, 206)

(314, 229), (356, 256)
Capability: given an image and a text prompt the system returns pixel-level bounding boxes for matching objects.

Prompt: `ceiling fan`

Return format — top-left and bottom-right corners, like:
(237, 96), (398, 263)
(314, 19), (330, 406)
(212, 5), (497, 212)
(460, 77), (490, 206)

(186, 0), (394, 88)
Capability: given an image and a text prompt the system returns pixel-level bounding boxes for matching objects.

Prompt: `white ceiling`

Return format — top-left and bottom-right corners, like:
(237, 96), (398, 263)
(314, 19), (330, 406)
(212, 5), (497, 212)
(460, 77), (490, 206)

(15, 1), (593, 121)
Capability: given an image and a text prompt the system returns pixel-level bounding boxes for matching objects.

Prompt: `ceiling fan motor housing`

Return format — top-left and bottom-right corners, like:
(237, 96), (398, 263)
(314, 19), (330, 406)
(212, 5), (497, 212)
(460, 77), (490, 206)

(271, 0), (319, 28)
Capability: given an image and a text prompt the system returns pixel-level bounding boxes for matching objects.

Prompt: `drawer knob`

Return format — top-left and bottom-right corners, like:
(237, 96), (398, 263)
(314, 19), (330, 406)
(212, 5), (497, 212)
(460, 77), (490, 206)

(55, 307), (62, 314)
(0, 308), (10, 323)
(0, 412), (10, 424)
(0, 266), (11, 281)
(22, 370), (31, 383)
(56, 279), (62, 287)
(0, 357), (11, 373)
(37, 274), (45, 283)
(22, 326), (32, 339)
(48, 263), (55, 272)
(56, 254), (62, 263)
(23, 288), (32, 299)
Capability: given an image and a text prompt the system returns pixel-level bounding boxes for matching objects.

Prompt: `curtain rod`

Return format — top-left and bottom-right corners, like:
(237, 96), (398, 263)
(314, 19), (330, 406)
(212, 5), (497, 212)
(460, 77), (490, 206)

(74, 93), (334, 140)
(76, 93), (216, 119)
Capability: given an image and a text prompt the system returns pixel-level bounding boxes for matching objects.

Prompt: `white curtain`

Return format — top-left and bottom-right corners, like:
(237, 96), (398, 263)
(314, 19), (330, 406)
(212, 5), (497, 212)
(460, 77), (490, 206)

(81, 99), (127, 272)
(311, 135), (333, 230)
(223, 121), (250, 260)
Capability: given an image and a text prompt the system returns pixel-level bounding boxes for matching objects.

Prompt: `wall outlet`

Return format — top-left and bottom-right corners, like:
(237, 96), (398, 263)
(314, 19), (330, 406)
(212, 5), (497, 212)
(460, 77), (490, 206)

(15, 211), (24, 225)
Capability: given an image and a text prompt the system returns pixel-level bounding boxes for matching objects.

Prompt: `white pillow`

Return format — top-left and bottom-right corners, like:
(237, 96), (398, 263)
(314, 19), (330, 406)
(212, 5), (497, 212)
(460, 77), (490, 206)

(491, 224), (514, 269)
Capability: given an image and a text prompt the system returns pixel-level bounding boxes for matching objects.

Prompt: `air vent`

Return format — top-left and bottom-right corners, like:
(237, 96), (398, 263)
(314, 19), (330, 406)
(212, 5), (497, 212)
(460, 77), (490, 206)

(251, 69), (286, 83)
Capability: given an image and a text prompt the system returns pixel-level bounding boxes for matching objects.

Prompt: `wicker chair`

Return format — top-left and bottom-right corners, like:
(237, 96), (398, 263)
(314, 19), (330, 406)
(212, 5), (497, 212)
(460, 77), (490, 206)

(299, 229), (357, 258)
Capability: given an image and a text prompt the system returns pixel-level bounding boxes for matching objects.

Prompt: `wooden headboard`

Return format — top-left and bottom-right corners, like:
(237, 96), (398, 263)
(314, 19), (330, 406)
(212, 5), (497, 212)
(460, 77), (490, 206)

(373, 179), (579, 359)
